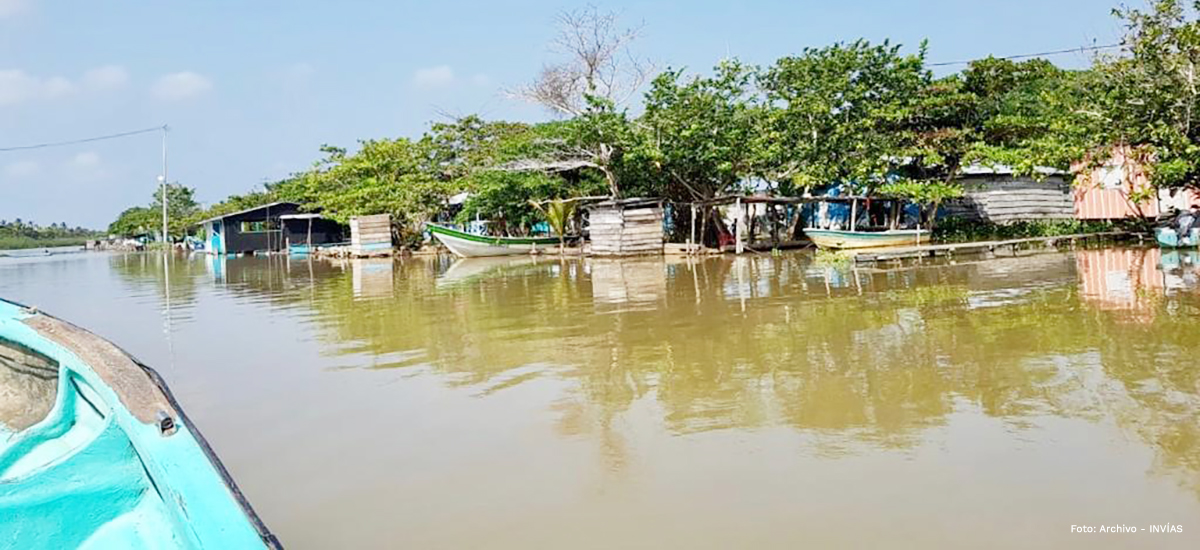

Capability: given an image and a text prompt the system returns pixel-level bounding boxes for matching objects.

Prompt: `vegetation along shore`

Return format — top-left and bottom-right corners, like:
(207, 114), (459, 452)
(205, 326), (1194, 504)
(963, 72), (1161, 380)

(102, 1), (1200, 250)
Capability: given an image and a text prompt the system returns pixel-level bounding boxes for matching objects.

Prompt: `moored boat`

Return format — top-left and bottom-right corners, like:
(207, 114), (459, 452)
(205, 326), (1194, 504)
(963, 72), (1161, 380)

(1156, 226), (1199, 248)
(427, 223), (565, 258)
(803, 228), (928, 250)
(0, 298), (279, 549)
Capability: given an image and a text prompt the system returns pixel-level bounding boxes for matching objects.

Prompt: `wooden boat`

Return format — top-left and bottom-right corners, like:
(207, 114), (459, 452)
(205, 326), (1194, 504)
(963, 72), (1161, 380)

(0, 298), (279, 549)
(1155, 226), (1199, 248)
(803, 228), (928, 250)
(427, 223), (565, 258)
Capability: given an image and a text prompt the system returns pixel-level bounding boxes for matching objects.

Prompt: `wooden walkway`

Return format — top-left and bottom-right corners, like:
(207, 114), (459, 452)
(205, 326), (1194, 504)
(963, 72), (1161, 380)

(851, 231), (1137, 263)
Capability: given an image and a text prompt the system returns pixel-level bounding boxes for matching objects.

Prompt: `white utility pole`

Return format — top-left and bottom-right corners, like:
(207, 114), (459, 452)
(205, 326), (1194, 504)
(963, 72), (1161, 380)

(160, 125), (169, 245)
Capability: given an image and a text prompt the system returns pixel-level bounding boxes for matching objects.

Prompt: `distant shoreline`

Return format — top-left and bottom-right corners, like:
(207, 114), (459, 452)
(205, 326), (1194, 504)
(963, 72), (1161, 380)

(0, 237), (90, 252)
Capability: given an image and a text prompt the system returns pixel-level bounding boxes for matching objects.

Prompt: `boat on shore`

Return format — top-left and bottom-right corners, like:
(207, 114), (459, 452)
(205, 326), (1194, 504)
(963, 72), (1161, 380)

(1156, 226), (1199, 248)
(803, 228), (928, 250)
(0, 298), (279, 549)
(427, 223), (566, 258)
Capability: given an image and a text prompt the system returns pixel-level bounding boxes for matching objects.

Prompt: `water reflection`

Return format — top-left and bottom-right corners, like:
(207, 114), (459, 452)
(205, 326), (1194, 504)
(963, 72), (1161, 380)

(351, 259), (395, 300)
(590, 258), (666, 311)
(16, 245), (1193, 547)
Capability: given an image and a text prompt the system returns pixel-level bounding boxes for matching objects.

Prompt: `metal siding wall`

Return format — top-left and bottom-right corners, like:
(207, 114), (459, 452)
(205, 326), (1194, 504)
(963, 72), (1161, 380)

(1072, 147), (1159, 220)
(220, 204), (300, 253)
(947, 176), (1073, 223)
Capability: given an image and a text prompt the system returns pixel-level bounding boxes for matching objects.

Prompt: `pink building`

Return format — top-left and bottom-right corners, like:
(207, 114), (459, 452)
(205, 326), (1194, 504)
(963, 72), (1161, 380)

(1073, 147), (1200, 220)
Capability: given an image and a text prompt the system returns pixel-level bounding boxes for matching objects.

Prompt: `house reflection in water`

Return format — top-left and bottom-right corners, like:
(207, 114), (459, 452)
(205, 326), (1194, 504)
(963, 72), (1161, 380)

(1075, 248), (1164, 322)
(206, 252), (225, 283)
(352, 259), (395, 300)
(589, 258), (666, 312)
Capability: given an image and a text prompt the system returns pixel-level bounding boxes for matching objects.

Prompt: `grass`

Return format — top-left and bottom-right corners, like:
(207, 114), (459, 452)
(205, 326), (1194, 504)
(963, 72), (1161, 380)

(932, 219), (1128, 244)
(813, 249), (854, 267)
(0, 236), (92, 251)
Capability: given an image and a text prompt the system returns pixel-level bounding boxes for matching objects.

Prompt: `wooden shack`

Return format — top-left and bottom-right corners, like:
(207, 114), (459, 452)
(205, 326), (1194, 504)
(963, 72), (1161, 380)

(349, 214), (392, 257)
(942, 165), (1074, 224)
(586, 199), (665, 256)
(198, 201), (300, 255)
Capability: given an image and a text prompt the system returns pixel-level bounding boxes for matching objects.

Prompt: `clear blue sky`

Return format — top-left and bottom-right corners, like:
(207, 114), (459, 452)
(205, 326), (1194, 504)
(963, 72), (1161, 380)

(0, 0), (1126, 229)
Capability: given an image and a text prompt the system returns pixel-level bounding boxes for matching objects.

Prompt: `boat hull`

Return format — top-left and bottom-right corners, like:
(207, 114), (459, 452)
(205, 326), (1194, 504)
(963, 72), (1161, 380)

(427, 224), (562, 258)
(1156, 227), (1199, 248)
(0, 299), (278, 549)
(804, 228), (928, 250)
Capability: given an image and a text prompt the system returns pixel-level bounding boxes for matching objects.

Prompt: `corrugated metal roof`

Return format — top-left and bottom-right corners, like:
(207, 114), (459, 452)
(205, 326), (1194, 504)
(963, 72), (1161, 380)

(959, 163), (1066, 176)
(196, 202), (300, 225)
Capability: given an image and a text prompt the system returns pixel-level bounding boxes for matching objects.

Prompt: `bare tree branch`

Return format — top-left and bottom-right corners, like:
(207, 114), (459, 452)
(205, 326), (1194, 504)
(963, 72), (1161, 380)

(509, 5), (653, 116)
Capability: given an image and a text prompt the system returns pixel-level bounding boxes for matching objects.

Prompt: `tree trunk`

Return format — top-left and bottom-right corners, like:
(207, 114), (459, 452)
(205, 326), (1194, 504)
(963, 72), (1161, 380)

(602, 167), (619, 198)
(927, 199), (942, 233)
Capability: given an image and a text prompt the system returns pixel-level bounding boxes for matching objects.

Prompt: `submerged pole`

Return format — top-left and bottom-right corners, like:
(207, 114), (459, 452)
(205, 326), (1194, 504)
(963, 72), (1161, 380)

(160, 126), (168, 246)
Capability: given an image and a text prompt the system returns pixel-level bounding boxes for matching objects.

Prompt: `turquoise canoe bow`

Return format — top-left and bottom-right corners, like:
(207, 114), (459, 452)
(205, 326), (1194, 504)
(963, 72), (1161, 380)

(0, 299), (279, 549)
(1156, 226), (1200, 248)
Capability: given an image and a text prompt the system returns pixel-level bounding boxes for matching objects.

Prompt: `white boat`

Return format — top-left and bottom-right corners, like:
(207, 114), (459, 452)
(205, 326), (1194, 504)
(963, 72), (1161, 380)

(427, 223), (565, 258)
(804, 228), (928, 250)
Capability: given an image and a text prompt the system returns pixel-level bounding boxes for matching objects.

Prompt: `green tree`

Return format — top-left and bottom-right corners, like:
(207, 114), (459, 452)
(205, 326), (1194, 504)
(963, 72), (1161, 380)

(642, 60), (759, 202)
(152, 183), (201, 238)
(958, 57), (1095, 175)
(1090, 0), (1200, 191)
(289, 138), (452, 246)
(107, 206), (159, 237)
(759, 39), (930, 195)
(457, 171), (586, 236)
(427, 116), (539, 179)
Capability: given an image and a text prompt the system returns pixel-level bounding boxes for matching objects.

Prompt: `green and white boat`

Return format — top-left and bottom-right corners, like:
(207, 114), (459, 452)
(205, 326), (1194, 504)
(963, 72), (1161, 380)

(804, 228), (928, 250)
(427, 223), (566, 258)
(0, 298), (279, 549)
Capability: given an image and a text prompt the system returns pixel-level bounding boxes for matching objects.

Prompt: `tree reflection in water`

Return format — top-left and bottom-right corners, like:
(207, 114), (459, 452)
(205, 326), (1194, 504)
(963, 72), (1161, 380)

(109, 247), (1200, 494)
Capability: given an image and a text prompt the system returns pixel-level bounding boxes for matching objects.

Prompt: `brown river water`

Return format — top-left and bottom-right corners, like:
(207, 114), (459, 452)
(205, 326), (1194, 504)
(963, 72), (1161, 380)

(1, 246), (1199, 549)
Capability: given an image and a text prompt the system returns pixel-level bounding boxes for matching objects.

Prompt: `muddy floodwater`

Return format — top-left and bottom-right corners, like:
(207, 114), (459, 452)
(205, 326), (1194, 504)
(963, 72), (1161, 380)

(2, 246), (1199, 549)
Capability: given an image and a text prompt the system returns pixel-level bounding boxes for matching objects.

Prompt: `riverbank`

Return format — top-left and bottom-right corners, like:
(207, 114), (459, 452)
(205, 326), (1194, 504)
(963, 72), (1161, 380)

(0, 237), (90, 251)
(851, 230), (1138, 263)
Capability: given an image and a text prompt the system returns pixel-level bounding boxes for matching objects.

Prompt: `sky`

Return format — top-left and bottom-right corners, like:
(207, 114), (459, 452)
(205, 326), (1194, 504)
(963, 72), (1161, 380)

(0, 0), (1128, 229)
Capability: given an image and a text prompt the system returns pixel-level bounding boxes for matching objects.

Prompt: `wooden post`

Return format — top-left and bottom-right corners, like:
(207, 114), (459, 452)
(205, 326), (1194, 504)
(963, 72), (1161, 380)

(307, 217), (313, 252)
(735, 197), (745, 254)
(689, 203), (697, 255)
(743, 200), (751, 249)
(769, 204), (780, 248)
(849, 198), (858, 232)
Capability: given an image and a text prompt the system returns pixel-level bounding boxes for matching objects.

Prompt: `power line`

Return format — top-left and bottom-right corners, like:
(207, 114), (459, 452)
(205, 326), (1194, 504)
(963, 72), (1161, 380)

(928, 43), (1122, 68)
(0, 125), (167, 152)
